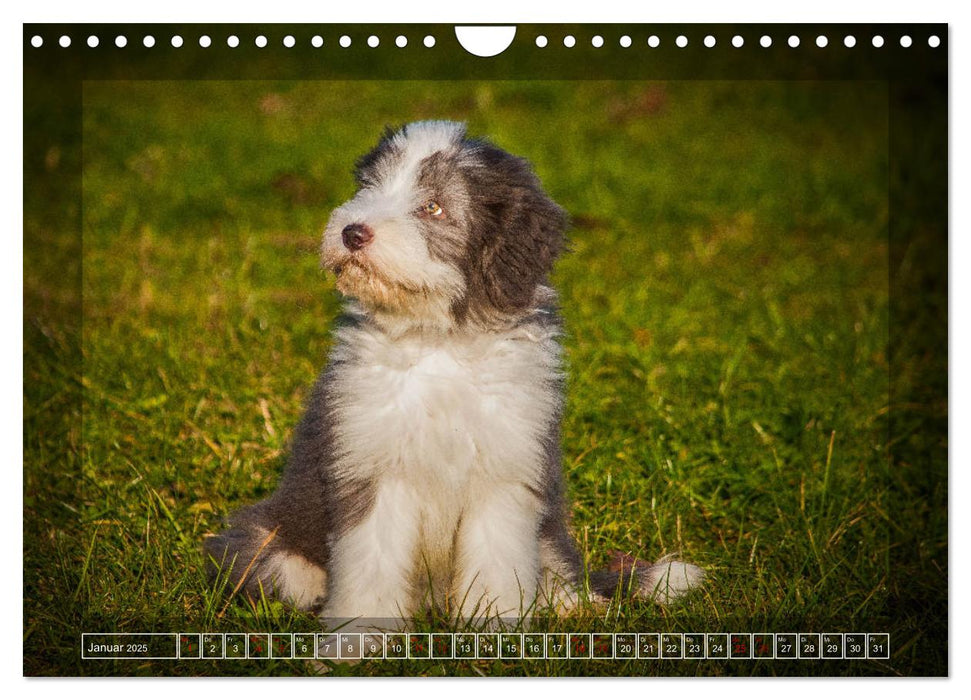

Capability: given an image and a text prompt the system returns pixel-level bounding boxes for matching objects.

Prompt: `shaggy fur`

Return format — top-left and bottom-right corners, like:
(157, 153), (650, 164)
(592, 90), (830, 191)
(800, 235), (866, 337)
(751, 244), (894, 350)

(205, 121), (703, 628)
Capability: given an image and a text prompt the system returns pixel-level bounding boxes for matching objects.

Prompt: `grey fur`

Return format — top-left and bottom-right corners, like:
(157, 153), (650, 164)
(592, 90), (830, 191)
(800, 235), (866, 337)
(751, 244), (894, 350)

(453, 140), (568, 326)
(413, 152), (470, 265)
(204, 355), (374, 611)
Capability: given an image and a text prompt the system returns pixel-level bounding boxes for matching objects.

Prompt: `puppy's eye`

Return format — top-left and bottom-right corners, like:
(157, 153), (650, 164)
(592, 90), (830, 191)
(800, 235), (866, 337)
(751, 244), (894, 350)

(422, 201), (444, 218)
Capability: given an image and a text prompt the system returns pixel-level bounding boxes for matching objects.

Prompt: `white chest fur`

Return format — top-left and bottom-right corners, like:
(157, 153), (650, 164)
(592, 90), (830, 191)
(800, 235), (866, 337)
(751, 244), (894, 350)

(327, 317), (562, 495)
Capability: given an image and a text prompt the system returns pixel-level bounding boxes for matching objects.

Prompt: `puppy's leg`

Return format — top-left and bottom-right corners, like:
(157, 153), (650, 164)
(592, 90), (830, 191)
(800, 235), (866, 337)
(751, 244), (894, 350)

(537, 518), (584, 614)
(206, 375), (341, 612)
(321, 478), (420, 626)
(205, 500), (328, 611)
(624, 555), (705, 604)
(584, 555), (705, 605)
(453, 482), (542, 622)
(534, 516), (704, 610)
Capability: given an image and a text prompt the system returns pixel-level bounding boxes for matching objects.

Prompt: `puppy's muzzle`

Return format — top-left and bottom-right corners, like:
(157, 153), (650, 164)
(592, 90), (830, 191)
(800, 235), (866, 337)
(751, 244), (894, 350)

(341, 223), (374, 251)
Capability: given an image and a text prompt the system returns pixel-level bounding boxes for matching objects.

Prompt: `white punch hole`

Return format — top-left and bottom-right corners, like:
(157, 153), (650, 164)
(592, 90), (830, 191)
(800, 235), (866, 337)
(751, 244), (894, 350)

(455, 26), (515, 56)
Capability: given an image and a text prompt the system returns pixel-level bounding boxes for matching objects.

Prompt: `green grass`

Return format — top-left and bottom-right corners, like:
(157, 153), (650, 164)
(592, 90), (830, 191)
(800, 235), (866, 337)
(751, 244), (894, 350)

(23, 79), (945, 675)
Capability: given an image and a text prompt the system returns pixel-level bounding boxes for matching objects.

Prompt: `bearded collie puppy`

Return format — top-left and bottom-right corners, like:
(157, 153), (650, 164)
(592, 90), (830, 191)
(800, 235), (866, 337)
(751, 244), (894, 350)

(205, 121), (703, 627)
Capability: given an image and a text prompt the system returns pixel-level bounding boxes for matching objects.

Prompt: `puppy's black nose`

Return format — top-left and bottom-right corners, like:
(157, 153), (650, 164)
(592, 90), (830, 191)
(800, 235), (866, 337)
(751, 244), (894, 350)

(341, 223), (374, 251)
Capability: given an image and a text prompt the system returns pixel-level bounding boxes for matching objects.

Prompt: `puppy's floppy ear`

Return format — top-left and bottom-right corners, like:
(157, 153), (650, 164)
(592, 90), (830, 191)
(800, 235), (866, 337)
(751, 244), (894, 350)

(464, 142), (568, 316)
